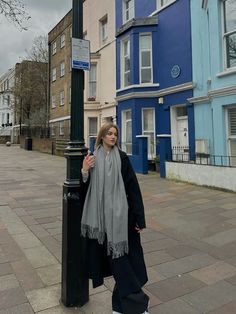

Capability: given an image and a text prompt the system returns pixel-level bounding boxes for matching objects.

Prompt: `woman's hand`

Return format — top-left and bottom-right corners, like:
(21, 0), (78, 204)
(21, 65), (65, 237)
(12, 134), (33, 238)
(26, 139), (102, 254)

(82, 153), (95, 172)
(135, 225), (143, 233)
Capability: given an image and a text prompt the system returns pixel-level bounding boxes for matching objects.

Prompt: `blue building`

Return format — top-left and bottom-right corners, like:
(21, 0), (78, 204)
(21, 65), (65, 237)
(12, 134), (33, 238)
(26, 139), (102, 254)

(190, 0), (236, 165)
(115, 0), (194, 174)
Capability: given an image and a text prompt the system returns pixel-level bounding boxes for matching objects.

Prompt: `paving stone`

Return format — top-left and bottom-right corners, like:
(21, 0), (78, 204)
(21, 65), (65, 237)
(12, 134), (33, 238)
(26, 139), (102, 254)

(143, 287), (162, 307)
(28, 225), (50, 238)
(81, 290), (112, 314)
(149, 298), (201, 314)
(1, 242), (25, 262)
(26, 284), (60, 312)
(11, 259), (44, 291)
(34, 305), (84, 313)
(19, 215), (38, 226)
(0, 287), (27, 310)
(190, 261), (236, 285)
(203, 229), (236, 247)
(145, 267), (166, 285)
(0, 274), (19, 291)
(36, 264), (61, 286)
(0, 230), (13, 245)
(12, 233), (42, 249)
(146, 274), (205, 302)
(165, 244), (200, 259)
(143, 238), (179, 253)
(182, 280), (236, 313)
(153, 253), (216, 278)
(208, 300), (236, 314)
(23, 246), (58, 269)
(0, 263), (13, 276)
(144, 250), (174, 267)
(0, 303), (33, 314)
(141, 231), (167, 242)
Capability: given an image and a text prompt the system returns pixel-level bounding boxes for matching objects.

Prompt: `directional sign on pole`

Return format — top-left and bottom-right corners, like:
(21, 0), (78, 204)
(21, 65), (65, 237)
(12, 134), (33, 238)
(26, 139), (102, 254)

(72, 38), (90, 70)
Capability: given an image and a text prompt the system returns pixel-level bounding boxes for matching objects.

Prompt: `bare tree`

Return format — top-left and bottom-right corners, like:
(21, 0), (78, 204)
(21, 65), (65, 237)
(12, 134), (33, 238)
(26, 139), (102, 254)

(0, 0), (30, 30)
(12, 35), (48, 136)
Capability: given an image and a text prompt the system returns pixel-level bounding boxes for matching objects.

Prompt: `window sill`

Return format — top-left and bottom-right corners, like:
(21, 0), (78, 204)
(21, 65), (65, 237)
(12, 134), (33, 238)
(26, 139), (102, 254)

(216, 68), (236, 78)
(117, 83), (160, 93)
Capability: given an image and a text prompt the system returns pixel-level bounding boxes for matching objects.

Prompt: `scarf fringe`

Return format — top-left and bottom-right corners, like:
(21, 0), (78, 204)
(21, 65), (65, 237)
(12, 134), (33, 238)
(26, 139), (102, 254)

(81, 224), (129, 259)
(81, 224), (105, 244)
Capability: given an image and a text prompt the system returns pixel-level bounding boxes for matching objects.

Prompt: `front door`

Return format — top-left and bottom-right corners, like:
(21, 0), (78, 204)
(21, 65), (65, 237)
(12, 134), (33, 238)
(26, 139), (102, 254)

(142, 108), (155, 160)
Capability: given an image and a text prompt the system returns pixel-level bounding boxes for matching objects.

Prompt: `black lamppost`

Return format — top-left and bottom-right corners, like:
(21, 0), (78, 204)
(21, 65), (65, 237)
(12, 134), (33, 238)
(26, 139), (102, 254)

(61, 0), (89, 307)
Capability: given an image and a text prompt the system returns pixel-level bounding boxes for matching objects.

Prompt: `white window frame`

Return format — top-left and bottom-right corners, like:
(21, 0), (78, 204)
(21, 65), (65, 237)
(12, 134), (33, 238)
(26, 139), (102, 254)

(222, 0), (236, 70)
(51, 123), (55, 136)
(157, 0), (176, 11)
(88, 64), (97, 100)
(139, 33), (153, 84)
(59, 90), (65, 106)
(121, 37), (131, 88)
(123, 0), (134, 24)
(52, 41), (57, 55)
(142, 108), (156, 159)
(60, 34), (65, 48)
(226, 106), (236, 165)
(100, 15), (108, 44)
(59, 121), (64, 135)
(52, 67), (56, 82)
(122, 109), (132, 155)
(60, 61), (65, 77)
(51, 95), (56, 108)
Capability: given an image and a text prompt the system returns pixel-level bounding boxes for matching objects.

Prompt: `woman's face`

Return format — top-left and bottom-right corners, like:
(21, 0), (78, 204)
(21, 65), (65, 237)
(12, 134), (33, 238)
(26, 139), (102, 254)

(102, 127), (118, 148)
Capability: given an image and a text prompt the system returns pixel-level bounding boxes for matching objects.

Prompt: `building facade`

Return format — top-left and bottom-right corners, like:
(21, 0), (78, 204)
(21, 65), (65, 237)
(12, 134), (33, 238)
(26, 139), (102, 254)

(190, 0), (236, 165)
(48, 0), (116, 147)
(0, 68), (14, 138)
(115, 0), (194, 165)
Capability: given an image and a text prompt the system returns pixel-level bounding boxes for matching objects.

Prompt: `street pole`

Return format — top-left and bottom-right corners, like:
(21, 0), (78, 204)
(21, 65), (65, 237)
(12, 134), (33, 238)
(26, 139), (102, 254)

(61, 0), (89, 307)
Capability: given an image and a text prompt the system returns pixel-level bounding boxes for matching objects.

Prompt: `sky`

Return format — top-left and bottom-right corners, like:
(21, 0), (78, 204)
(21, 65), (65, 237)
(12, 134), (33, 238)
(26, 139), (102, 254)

(0, 0), (72, 76)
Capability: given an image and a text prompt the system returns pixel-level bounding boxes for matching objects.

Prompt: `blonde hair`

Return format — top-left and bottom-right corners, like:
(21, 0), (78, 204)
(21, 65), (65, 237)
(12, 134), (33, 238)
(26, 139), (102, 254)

(95, 123), (119, 149)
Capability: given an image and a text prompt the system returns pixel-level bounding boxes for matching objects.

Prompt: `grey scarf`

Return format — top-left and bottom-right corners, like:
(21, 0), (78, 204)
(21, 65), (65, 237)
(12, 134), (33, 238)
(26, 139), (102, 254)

(81, 145), (129, 259)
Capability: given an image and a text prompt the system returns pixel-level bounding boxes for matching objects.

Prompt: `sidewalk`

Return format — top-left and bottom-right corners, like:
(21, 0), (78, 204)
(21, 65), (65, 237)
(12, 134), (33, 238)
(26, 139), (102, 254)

(0, 145), (236, 314)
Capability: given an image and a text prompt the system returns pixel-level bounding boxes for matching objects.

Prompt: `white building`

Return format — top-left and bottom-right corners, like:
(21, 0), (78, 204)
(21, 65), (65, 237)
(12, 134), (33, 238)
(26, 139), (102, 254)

(0, 68), (14, 138)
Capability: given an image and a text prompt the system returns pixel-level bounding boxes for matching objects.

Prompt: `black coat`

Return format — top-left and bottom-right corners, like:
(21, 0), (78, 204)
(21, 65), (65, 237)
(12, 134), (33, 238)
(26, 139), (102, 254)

(81, 149), (148, 289)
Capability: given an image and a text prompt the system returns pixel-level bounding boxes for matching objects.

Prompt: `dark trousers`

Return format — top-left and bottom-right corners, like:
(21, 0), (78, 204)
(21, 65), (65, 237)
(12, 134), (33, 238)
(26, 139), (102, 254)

(109, 255), (149, 314)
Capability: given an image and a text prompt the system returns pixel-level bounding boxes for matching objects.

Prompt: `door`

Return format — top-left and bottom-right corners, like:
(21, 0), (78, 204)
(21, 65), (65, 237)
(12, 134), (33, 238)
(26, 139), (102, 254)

(142, 108), (155, 160)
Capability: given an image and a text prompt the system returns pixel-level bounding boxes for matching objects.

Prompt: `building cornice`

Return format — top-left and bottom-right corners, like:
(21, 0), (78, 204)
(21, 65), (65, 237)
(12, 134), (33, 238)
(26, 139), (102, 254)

(116, 16), (158, 37)
(188, 84), (236, 104)
(116, 82), (194, 102)
(49, 115), (70, 123)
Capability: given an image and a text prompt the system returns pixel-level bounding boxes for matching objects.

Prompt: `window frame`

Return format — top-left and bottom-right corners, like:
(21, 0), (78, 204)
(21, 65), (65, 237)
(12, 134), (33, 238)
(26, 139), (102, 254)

(51, 95), (56, 108)
(156, 0), (176, 11)
(88, 63), (97, 100)
(123, 0), (134, 24)
(139, 33), (153, 85)
(222, 0), (236, 70)
(100, 15), (108, 44)
(60, 61), (65, 77)
(142, 107), (156, 159)
(52, 67), (56, 82)
(60, 34), (65, 48)
(122, 109), (132, 155)
(59, 90), (65, 106)
(121, 36), (131, 88)
(59, 121), (64, 136)
(52, 41), (57, 55)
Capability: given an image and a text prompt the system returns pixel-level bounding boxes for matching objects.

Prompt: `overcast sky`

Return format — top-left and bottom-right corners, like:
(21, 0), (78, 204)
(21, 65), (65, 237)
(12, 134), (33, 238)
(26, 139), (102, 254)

(0, 0), (72, 76)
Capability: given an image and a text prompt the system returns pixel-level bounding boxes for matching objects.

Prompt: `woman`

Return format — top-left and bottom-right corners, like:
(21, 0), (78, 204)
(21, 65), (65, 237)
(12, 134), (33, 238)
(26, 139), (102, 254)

(81, 123), (149, 314)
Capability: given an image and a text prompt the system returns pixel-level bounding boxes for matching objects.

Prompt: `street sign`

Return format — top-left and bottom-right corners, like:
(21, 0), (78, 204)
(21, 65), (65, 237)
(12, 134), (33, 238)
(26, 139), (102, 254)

(72, 38), (90, 70)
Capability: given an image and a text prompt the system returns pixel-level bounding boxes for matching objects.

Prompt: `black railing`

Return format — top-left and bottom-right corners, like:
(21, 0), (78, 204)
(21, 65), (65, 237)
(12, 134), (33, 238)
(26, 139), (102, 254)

(171, 148), (236, 167)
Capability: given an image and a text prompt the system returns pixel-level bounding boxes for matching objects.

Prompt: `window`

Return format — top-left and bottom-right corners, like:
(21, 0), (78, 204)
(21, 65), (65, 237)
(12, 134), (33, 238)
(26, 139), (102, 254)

(223, 0), (236, 69)
(52, 95), (56, 108)
(139, 34), (153, 84)
(51, 124), (55, 136)
(121, 38), (130, 87)
(52, 41), (57, 55)
(69, 26), (72, 39)
(6, 113), (9, 124)
(88, 64), (97, 99)
(228, 107), (236, 165)
(157, 0), (175, 9)
(122, 110), (132, 154)
(100, 15), (108, 44)
(52, 67), (56, 82)
(60, 34), (65, 48)
(60, 61), (65, 77)
(60, 90), (65, 106)
(123, 0), (134, 24)
(88, 117), (98, 145)
(59, 121), (64, 135)
(142, 108), (155, 159)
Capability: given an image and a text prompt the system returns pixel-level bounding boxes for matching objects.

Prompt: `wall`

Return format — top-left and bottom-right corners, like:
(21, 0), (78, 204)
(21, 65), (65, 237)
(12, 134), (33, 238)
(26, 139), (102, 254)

(166, 161), (236, 192)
